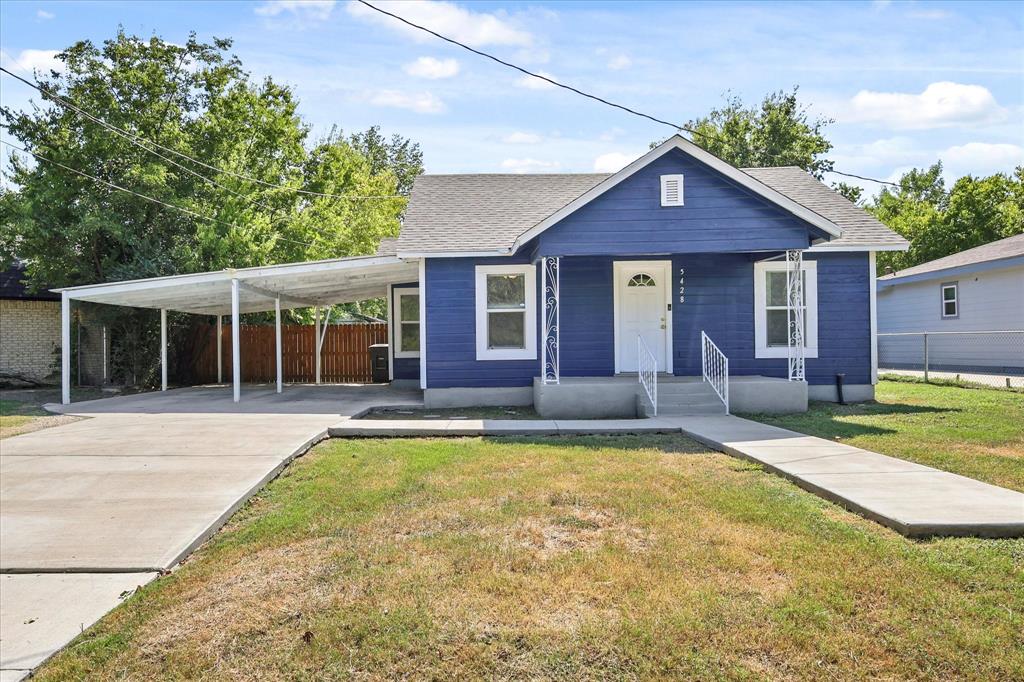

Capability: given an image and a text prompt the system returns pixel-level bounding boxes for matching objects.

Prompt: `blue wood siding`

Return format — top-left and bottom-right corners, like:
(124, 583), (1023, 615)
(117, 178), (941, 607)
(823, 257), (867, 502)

(424, 256), (540, 388)
(672, 252), (872, 385)
(536, 149), (823, 257)
(424, 252), (872, 388)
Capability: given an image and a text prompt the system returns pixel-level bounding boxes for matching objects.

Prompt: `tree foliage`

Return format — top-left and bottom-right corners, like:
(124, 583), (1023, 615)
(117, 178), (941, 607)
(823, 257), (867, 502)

(0, 31), (421, 385)
(665, 87), (834, 178)
(871, 163), (1024, 272)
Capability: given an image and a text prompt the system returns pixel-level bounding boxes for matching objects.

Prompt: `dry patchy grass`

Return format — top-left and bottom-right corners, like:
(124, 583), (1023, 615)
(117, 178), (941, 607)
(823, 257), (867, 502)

(38, 435), (1023, 681)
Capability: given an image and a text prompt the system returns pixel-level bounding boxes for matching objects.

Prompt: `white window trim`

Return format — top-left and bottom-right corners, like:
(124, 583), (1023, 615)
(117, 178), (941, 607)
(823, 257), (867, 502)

(940, 282), (958, 318)
(753, 260), (819, 359)
(475, 264), (537, 361)
(392, 286), (420, 358)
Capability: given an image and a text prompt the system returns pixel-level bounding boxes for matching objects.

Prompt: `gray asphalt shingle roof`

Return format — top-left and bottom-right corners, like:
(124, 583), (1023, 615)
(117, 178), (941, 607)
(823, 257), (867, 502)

(878, 233), (1024, 281)
(397, 166), (907, 254)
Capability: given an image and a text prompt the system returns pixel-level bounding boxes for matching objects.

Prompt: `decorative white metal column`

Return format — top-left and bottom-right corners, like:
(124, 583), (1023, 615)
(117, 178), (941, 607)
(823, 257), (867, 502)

(786, 249), (805, 381)
(541, 256), (560, 384)
(231, 278), (241, 402)
(160, 308), (168, 391)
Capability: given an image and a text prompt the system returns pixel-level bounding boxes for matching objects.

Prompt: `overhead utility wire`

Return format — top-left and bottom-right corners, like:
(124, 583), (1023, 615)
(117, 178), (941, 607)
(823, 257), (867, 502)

(1, 139), (316, 249)
(354, 0), (899, 189)
(0, 66), (405, 200)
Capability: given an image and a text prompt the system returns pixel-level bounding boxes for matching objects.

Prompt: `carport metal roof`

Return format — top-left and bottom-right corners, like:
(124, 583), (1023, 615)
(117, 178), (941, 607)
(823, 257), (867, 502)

(54, 254), (419, 316)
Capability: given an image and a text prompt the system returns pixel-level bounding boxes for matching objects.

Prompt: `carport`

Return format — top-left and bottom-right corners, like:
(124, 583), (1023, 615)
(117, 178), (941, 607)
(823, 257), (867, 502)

(53, 255), (420, 404)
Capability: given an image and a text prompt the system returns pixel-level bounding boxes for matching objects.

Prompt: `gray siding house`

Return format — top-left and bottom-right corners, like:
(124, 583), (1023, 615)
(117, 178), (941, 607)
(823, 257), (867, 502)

(876, 234), (1024, 373)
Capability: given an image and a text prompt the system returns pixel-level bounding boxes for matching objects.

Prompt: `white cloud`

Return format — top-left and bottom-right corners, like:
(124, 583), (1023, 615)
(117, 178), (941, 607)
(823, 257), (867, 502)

(593, 151), (641, 173)
(516, 71), (557, 90)
(0, 49), (65, 75)
(845, 82), (1007, 129)
(346, 0), (532, 47)
(500, 158), (560, 173)
(36, 10), (55, 20)
(941, 142), (1024, 176)
(255, 0), (336, 20)
(502, 131), (542, 144)
(367, 89), (445, 114)
(403, 56), (459, 79)
(607, 54), (632, 70)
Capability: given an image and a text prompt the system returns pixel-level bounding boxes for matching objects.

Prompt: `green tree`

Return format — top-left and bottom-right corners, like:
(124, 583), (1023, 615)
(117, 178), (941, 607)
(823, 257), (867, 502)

(0, 30), (414, 384)
(662, 88), (834, 178)
(349, 125), (423, 197)
(831, 182), (864, 205)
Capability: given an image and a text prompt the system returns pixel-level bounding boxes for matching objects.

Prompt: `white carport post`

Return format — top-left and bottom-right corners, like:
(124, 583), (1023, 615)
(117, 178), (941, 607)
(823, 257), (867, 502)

(231, 278), (241, 402)
(275, 297), (283, 393)
(314, 305), (321, 384)
(216, 315), (223, 383)
(61, 291), (71, 404)
(160, 308), (168, 391)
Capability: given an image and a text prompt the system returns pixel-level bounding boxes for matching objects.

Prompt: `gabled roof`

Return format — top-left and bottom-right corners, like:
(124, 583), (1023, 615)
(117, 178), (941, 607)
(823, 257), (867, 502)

(1, 262), (59, 301)
(397, 135), (906, 258)
(879, 233), (1024, 282)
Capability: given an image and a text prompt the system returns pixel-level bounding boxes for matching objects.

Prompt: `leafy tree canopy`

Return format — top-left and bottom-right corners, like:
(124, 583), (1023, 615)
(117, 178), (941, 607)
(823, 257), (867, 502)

(0, 31), (421, 292)
(658, 87), (834, 178)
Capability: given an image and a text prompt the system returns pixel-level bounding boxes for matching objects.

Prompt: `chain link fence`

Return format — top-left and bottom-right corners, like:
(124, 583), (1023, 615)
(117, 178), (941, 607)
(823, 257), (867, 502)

(877, 330), (1024, 389)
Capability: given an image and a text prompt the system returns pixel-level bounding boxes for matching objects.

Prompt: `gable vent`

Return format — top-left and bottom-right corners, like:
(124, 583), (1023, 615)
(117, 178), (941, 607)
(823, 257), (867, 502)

(660, 174), (684, 206)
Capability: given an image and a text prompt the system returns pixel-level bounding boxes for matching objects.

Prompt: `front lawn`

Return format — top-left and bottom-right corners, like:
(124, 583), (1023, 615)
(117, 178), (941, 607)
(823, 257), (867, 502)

(38, 434), (1023, 680)
(0, 387), (105, 438)
(747, 380), (1024, 492)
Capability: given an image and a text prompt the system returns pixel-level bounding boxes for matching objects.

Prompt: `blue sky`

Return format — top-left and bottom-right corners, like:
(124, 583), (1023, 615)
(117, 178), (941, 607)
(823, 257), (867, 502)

(2, 0), (1022, 198)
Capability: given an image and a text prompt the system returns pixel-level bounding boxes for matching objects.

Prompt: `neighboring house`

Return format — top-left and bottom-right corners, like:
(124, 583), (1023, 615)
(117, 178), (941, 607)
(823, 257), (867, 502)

(0, 262), (61, 382)
(54, 135), (909, 415)
(876, 234), (1024, 374)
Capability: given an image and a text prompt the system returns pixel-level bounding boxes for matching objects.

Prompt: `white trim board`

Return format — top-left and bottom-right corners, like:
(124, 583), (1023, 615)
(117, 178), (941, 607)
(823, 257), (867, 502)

(612, 260), (673, 374)
(474, 263), (538, 361)
(753, 259), (819, 359)
(391, 286), (421, 358)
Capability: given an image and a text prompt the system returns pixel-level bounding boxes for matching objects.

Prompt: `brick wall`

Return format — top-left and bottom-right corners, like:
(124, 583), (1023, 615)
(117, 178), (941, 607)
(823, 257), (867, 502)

(0, 299), (61, 381)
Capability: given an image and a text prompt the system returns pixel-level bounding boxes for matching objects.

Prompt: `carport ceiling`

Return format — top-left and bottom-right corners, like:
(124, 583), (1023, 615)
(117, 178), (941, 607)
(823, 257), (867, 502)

(54, 255), (420, 315)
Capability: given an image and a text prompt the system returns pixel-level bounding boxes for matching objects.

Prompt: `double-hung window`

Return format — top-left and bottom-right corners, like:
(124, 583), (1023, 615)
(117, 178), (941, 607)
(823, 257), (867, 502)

(392, 288), (420, 358)
(475, 264), (537, 360)
(941, 282), (958, 318)
(753, 260), (818, 359)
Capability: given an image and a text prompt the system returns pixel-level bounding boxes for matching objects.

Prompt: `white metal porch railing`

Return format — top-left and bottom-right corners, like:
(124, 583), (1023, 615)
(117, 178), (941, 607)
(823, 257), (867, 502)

(701, 331), (729, 414)
(637, 335), (658, 416)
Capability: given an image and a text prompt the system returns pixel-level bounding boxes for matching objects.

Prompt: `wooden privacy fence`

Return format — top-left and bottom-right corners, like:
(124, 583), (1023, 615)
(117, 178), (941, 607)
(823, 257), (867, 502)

(192, 323), (388, 384)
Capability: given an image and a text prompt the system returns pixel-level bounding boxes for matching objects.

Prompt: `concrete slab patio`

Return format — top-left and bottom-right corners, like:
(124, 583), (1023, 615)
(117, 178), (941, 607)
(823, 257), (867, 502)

(0, 383), (421, 678)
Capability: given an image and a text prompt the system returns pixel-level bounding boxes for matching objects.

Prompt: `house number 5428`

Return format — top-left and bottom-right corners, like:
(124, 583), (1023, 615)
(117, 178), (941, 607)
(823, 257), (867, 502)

(678, 268), (685, 303)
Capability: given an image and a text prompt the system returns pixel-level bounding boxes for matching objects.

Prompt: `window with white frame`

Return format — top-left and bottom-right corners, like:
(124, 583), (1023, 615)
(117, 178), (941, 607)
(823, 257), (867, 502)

(940, 282), (958, 318)
(475, 264), (537, 360)
(392, 288), (420, 357)
(753, 260), (818, 359)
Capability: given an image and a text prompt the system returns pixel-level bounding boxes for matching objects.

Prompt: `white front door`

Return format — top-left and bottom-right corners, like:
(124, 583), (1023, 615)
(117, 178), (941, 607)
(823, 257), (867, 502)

(615, 261), (671, 373)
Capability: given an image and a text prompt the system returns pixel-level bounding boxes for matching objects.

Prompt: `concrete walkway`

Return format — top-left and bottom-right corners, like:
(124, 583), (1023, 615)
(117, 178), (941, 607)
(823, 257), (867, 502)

(0, 384), (421, 679)
(334, 414), (1024, 538)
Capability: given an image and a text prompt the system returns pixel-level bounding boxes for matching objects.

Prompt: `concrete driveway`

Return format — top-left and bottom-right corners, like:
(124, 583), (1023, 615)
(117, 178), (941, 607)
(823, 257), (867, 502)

(0, 384), (420, 679)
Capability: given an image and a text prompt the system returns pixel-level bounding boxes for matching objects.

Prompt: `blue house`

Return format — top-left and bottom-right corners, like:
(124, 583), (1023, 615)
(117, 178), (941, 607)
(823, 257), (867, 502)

(386, 135), (908, 417)
(52, 135), (908, 415)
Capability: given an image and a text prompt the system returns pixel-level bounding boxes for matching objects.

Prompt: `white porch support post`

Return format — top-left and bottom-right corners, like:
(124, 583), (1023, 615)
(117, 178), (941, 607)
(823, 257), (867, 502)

(231, 278), (241, 402)
(541, 256), (560, 384)
(160, 308), (168, 391)
(275, 297), (283, 393)
(314, 305), (321, 384)
(785, 249), (805, 381)
(216, 315), (223, 383)
(61, 291), (71, 404)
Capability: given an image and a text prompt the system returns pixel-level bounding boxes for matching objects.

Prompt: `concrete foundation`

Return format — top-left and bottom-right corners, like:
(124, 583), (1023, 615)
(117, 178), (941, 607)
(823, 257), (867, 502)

(808, 383), (875, 403)
(729, 376), (807, 414)
(424, 386), (533, 409)
(533, 377), (640, 419)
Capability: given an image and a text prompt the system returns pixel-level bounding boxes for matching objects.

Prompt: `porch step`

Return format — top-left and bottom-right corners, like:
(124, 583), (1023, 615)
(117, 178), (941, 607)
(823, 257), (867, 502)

(650, 379), (727, 416)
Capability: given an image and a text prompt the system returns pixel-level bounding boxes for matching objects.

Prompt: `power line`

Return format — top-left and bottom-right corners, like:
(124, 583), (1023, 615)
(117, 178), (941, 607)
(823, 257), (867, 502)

(1, 139), (316, 249)
(355, 0), (900, 189)
(0, 66), (405, 201)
